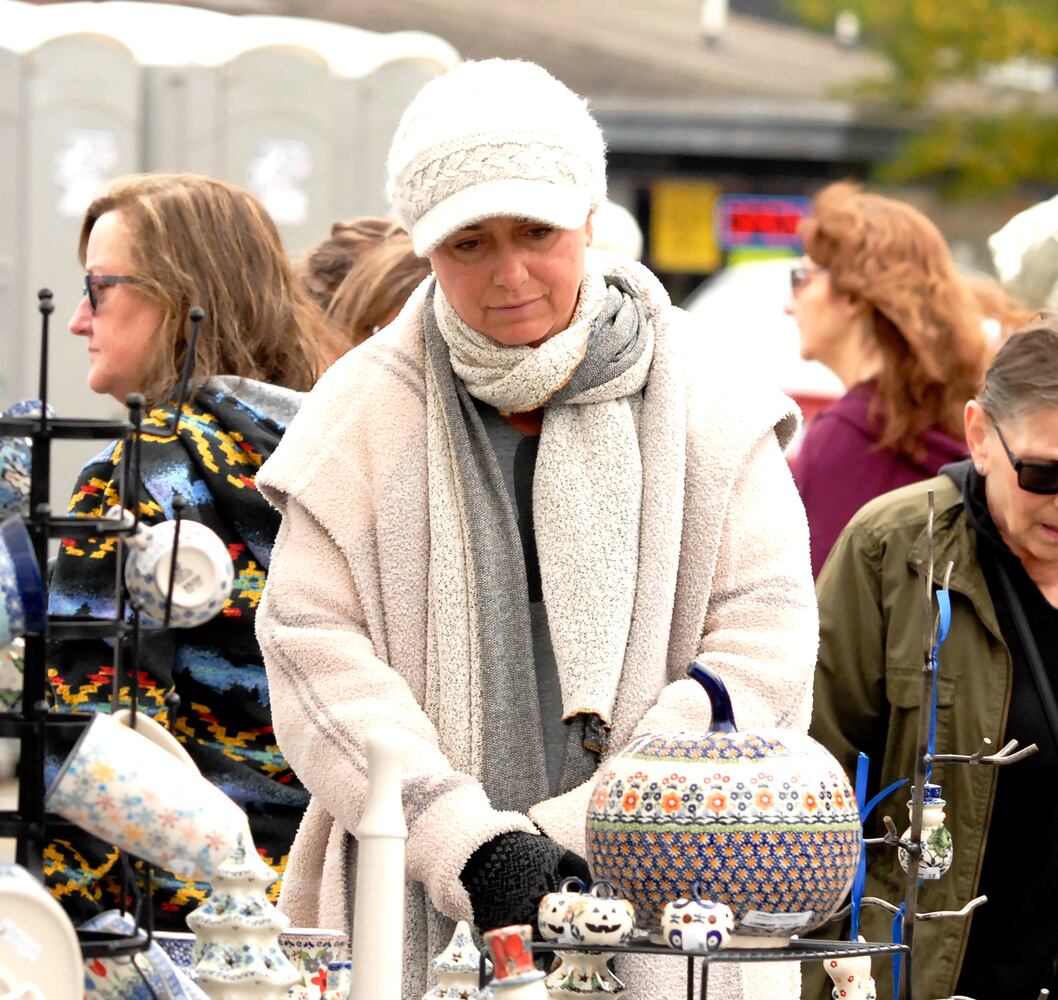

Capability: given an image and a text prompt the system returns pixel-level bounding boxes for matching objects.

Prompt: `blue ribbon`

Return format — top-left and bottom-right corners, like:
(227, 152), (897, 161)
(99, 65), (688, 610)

(891, 901), (907, 998)
(926, 590), (953, 782)
(850, 753), (869, 940)
(849, 755), (908, 942)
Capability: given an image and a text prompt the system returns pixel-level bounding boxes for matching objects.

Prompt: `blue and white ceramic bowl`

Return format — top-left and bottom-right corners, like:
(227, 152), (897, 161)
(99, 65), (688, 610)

(0, 515), (45, 644)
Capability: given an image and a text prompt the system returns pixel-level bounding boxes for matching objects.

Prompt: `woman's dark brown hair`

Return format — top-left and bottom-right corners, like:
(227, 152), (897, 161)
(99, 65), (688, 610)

(799, 182), (991, 459)
(300, 217), (430, 349)
(79, 173), (345, 404)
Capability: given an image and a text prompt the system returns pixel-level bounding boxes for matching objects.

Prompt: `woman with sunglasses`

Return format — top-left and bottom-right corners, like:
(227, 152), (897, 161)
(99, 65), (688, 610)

(785, 183), (990, 577)
(809, 316), (1058, 1000)
(48, 173), (341, 928)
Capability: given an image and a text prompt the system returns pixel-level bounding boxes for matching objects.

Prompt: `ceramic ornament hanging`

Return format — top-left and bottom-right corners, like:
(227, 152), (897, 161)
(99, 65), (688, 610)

(898, 783), (953, 880)
(822, 938), (877, 999)
(422, 919), (490, 999)
(187, 829), (299, 999)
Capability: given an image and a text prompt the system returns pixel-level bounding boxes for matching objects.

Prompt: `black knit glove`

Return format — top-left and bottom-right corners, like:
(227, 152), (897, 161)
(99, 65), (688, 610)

(459, 831), (592, 934)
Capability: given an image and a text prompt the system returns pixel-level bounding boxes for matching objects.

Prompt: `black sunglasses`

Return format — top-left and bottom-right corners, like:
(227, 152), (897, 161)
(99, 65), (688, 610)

(993, 421), (1058, 495)
(789, 264), (826, 295)
(83, 274), (137, 312)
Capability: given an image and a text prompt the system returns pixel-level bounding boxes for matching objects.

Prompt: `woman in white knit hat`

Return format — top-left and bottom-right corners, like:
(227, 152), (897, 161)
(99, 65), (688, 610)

(254, 59), (816, 999)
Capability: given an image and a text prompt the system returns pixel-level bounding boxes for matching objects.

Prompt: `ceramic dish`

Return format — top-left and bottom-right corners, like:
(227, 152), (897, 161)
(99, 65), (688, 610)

(0, 863), (82, 1000)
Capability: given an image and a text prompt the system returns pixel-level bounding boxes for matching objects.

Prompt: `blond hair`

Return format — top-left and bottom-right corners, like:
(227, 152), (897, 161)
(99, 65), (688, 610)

(79, 173), (344, 404)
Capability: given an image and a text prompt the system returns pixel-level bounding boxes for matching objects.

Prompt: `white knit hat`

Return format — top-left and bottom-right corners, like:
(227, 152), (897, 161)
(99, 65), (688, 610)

(386, 59), (607, 256)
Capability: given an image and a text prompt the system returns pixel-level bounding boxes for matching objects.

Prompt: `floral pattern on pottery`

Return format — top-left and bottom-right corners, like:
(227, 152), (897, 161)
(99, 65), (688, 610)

(0, 400), (52, 518)
(278, 930), (350, 998)
(322, 959), (353, 1000)
(661, 892), (734, 952)
(81, 912), (206, 1000)
(45, 712), (249, 880)
(585, 664), (862, 943)
(155, 931), (197, 972)
(423, 920), (489, 999)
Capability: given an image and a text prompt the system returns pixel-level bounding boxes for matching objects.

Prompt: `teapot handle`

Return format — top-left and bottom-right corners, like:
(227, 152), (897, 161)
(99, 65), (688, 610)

(686, 662), (737, 733)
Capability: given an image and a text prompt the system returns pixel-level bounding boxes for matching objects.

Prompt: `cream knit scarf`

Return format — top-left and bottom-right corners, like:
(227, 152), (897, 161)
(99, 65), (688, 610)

(423, 258), (654, 814)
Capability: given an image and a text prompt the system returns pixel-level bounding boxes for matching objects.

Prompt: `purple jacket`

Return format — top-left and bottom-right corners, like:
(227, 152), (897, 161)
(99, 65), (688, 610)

(791, 381), (968, 577)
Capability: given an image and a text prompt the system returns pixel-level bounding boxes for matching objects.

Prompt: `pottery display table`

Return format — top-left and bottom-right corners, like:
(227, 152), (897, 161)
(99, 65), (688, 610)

(504, 937), (907, 1000)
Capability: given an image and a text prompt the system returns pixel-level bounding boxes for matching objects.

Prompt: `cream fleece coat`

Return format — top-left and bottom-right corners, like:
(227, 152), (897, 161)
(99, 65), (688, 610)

(255, 274), (818, 1000)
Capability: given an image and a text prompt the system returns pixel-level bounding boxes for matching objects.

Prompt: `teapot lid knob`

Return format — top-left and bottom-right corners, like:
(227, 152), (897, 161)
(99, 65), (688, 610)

(687, 662), (738, 733)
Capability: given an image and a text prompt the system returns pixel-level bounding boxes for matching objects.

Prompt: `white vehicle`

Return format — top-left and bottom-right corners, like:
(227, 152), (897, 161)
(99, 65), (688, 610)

(682, 257), (843, 422)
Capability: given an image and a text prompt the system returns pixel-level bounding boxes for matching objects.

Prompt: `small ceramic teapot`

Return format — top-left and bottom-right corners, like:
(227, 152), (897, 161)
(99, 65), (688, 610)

(537, 877), (587, 993)
(586, 662), (862, 946)
(552, 882), (633, 996)
(538, 877), (587, 944)
(822, 939), (877, 999)
(661, 883), (734, 952)
(898, 783), (953, 880)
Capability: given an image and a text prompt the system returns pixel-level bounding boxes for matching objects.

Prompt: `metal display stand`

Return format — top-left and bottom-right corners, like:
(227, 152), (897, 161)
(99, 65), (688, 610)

(520, 937), (908, 1000)
(824, 489), (1040, 1000)
(0, 290), (161, 960)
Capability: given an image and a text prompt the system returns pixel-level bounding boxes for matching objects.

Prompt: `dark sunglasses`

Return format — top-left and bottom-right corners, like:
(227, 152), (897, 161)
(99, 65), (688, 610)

(83, 274), (137, 312)
(789, 264), (826, 295)
(993, 421), (1058, 495)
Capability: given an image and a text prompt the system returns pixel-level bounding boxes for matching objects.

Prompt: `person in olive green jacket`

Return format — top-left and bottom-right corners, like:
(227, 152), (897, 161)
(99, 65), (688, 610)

(807, 317), (1058, 1000)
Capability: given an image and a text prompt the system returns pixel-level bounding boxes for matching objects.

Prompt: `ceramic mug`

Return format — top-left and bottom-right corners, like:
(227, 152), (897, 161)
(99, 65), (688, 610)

(45, 711), (248, 880)
(279, 928), (350, 999)
(118, 510), (234, 629)
(111, 707), (197, 770)
(0, 515), (45, 646)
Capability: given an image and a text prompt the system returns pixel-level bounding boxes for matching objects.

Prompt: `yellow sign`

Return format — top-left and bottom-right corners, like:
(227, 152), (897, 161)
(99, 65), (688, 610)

(650, 179), (721, 274)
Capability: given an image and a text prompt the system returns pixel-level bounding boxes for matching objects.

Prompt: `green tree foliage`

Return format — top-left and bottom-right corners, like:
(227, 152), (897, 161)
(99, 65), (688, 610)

(788, 0), (1058, 194)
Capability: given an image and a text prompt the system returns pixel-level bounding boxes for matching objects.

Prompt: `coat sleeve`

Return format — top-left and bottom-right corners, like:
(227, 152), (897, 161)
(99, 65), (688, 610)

(809, 517), (891, 784)
(530, 429), (819, 852)
(255, 497), (537, 923)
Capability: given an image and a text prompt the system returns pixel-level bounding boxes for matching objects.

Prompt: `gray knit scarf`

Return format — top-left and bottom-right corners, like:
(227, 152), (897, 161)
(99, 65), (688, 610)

(422, 263), (653, 815)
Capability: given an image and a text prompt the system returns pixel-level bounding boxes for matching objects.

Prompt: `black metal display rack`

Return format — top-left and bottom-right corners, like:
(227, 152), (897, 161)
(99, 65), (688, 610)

(523, 936), (908, 1000)
(0, 290), (152, 959)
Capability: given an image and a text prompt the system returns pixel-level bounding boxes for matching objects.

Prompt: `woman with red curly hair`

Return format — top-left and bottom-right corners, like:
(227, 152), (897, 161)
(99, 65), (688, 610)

(785, 182), (991, 576)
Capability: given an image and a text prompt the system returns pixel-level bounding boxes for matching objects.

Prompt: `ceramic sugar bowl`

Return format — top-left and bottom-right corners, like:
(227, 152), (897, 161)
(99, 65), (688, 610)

(661, 884), (734, 952)
(586, 663), (862, 947)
